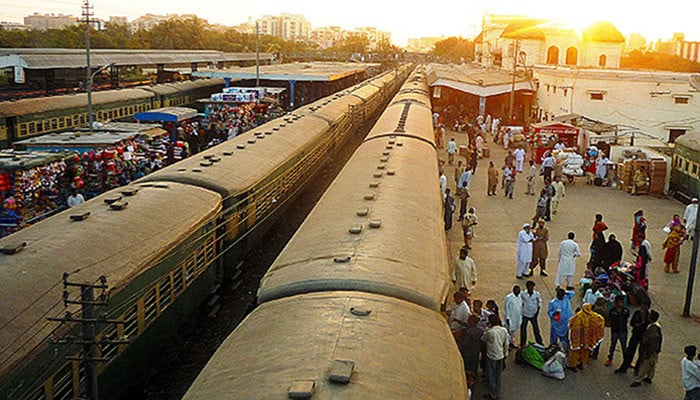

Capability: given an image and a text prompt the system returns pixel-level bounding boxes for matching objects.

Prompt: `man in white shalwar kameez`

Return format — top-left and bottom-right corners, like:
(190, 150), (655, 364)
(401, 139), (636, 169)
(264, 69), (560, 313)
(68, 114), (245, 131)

(514, 147), (526, 173)
(516, 223), (535, 278)
(556, 231), (581, 288)
(504, 285), (523, 347)
(684, 198), (698, 240)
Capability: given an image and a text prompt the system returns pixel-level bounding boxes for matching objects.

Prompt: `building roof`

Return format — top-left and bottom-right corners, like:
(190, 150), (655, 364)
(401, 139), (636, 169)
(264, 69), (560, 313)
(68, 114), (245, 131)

(192, 62), (375, 82)
(134, 107), (198, 123)
(675, 130), (700, 151)
(500, 19), (547, 40)
(0, 48), (274, 70)
(426, 63), (534, 97)
(582, 22), (625, 43)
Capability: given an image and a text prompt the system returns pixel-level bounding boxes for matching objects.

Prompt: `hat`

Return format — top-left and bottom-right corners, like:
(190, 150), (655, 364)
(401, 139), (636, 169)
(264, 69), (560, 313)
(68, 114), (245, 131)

(692, 198), (698, 203)
(523, 223), (530, 228)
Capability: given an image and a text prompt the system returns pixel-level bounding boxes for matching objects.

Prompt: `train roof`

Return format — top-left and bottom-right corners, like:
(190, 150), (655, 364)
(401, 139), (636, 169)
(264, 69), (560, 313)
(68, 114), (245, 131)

(675, 131), (700, 152)
(141, 78), (225, 96)
(364, 96), (434, 145)
(0, 183), (221, 377)
(0, 88), (153, 117)
(0, 150), (74, 171)
(138, 112), (329, 199)
(182, 291), (468, 400)
(258, 137), (450, 311)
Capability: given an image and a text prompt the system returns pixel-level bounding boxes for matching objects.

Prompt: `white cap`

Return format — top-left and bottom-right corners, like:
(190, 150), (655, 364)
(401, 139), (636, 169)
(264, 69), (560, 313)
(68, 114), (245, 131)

(693, 198), (698, 203)
(523, 223), (530, 228)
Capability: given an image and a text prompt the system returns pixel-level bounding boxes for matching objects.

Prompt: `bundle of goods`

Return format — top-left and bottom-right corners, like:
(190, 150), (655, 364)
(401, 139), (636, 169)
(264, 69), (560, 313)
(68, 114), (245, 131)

(515, 343), (568, 380)
(558, 152), (584, 176)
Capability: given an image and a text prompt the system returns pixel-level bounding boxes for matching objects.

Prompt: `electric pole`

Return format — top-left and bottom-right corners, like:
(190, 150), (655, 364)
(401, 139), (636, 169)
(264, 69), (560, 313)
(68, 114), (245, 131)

(508, 39), (520, 125)
(82, 0), (94, 132)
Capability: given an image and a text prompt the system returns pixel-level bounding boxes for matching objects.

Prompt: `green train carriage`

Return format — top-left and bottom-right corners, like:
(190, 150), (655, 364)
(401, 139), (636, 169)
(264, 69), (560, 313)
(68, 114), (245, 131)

(671, 131), (700, 199)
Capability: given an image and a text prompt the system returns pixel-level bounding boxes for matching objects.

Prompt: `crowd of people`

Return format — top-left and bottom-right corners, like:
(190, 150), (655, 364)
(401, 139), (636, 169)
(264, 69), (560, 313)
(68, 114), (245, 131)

(436, 111), (699, 399)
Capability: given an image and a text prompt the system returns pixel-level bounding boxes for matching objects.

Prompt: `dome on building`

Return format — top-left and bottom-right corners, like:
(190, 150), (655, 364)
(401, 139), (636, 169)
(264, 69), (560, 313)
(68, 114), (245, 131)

(500, 19), (548, 40)
(582, 21), (625, 43)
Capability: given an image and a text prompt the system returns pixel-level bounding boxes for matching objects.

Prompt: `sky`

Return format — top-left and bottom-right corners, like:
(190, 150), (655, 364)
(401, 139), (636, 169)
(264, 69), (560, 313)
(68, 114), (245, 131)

(3, 0), (700, 46)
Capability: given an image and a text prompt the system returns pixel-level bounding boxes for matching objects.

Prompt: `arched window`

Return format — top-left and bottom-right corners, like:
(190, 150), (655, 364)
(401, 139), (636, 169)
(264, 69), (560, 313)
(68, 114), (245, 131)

(546, 46), (559, 64)
(565, 47), (578, 65)
(598, 54), (607, 67)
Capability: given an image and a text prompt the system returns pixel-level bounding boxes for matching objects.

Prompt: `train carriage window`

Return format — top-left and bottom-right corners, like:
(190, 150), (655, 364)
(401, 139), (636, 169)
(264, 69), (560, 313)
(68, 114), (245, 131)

(685, 160), (690, 172)
(129, 106), (134, 114)
(123, 304), (139, 338)
(20, 123), (28, 136)
(144, 287), (158, 324)
(694, 163), (699, 177)
(119, 107), (124, 117)
(172, 268), (184, 297)
(159, 275), (172, 311)
(58, 118), (65, 128)
(28, 122), (36, 134)
(185, 257), (196, 281)
(74, 115), (80, 125)
(50, 119), (57, 130)
(51, 362), (76, 400)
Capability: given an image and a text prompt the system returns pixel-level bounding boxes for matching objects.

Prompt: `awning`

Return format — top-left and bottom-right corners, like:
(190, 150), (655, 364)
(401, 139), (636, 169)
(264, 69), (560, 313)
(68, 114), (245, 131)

(430, 78), (534, 97)
(134, 107), (198, 123)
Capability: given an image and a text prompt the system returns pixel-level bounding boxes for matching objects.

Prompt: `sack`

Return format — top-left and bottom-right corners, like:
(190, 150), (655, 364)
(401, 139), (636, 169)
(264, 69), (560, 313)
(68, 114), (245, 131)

(541, 351), (567, 380)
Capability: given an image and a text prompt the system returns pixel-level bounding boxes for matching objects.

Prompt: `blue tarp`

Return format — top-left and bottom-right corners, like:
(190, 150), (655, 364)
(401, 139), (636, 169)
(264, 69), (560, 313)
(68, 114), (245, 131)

(134, 107), (198, 123)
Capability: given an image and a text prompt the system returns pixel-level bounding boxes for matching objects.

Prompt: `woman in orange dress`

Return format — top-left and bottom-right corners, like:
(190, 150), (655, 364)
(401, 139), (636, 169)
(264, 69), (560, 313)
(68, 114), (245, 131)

(662, 225), (686, 273)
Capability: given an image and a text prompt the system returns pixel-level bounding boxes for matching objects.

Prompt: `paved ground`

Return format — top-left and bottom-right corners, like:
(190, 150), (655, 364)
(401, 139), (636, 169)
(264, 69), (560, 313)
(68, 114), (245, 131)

(439, 129), (700, 399)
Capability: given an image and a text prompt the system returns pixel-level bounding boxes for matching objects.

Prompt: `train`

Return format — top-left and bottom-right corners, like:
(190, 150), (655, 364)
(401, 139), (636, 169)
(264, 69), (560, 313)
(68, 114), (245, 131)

(670, 131), (700, 200)
(0, 65), (412, 400)
(182, 67), (470, 399)
(0, 79), (226, 148)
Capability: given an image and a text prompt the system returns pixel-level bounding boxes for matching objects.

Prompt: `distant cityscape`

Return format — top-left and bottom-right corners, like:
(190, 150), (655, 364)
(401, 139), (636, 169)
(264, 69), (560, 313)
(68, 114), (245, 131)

(0, 11), (698, 62)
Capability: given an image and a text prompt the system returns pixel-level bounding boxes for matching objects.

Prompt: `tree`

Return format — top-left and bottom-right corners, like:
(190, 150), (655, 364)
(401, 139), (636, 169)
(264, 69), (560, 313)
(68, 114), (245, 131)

(337, 34), (370, 54)
(621, 50), (700, 73)
(431, 36), (475, 63)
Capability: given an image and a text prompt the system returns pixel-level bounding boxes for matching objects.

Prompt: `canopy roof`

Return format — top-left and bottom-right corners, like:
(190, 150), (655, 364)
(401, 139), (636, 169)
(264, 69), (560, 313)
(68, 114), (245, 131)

(134, 107), (198, 123)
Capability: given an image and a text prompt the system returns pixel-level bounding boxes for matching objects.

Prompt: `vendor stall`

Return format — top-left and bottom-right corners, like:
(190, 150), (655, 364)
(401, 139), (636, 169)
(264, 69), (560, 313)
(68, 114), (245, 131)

(531, 122), (580, 162)
(0, 150), (74, 227)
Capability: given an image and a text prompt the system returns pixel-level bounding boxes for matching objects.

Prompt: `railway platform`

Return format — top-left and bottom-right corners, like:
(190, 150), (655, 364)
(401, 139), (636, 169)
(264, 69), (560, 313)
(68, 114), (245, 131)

(439, 129), (699, 399)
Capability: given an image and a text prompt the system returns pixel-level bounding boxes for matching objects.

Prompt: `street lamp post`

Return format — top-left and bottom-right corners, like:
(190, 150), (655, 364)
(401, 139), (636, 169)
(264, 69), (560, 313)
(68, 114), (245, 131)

(87, 62), (114, 132)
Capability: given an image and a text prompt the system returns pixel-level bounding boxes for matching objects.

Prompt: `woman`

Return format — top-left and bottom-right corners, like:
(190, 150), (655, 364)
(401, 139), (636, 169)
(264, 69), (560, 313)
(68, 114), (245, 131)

(632, 210), (646, 251)
(662, 224), (686, 273)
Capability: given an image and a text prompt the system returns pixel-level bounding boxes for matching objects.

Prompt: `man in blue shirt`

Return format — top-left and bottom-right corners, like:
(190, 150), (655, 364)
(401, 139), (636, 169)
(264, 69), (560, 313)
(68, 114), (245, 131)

(548, 288), (575, 353)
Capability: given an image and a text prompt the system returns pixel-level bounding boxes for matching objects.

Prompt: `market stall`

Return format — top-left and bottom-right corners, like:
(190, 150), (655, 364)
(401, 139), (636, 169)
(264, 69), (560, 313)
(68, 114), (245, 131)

(530, 122), (580, 162)
(0, 150), (74, 226)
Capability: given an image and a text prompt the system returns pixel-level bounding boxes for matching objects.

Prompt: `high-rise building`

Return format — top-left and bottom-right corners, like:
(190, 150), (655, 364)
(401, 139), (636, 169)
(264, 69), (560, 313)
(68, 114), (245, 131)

(407, 36), (447, 53)
(23, 13), (76, 30)
(310, 26), (347, 48)
(626, 33), (647, 52)
(0, 21), (25, 30)
(109, 16), (128, 26)
(353, 27), (391, 49)
(255, 13), (310, 41)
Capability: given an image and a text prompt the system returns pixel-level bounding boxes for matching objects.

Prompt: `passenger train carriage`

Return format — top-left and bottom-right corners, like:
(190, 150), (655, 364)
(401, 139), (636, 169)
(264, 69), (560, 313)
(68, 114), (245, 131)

(0, 66), (411, 400)
(184, 67), (469, 399)
(0, 79), (225, 148)
(671, 131), (700, 199)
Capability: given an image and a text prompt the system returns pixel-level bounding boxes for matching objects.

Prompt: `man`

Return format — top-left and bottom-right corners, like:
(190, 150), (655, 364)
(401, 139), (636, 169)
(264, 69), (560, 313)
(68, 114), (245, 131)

(67, 188), (85, 208)
(503, 164), (515, 200)
(459, 315), (483, 381)
(456, 181), (469, 221)
(631, 310), (662, 387)
(532, 190), (548, 226)
(551, 175), (566, 214)
(595, 154), (609, 180)
(548, 288), (575, 352)
(453, 248), (477, 293)
(600, 233), (624, 271)
(439, 171), (447, 199)
(481, 314), (509, 400)
(542, 152), (555, 183)
(556, 232), (581, 289)
(530, 220), (549, 277)
(475, 134), (484, 158)
(516, 223), (535, 279)
(462, 207), (478, 249)
(632, 210), (647, 251)
(458, 168), (472, 191)
(681, 345), (700, 400)
(444, 188), (455, 230)
(454, 160), (466, 187)
(504, 285), (523, 348)
(520, 280), (543, 346)
(514, 146), (526, 173)
(607, 295), (630, 366)
(526, 160), (537, 195)
(568, 303), (606, 371)
(543, 177), (555, 221)
(684, 198), (698, 241)
(447, 137), (458, 164)
(487, 161), (498, 196)
(616, 301), (651, 374)
(448, 291), (471, 333)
